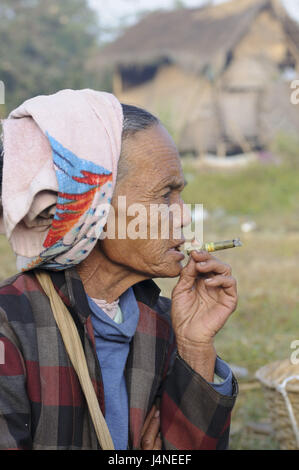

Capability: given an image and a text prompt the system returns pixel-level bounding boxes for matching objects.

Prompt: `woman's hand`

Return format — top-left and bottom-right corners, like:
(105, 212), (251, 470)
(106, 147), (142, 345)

(140, 404), (162, 450)
(171, 250), (238, 377)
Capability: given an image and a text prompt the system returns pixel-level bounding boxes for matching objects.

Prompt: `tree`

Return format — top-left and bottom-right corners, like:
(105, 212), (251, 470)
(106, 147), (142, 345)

(0, 0), (103, 114)
(173, 0), (186, 9)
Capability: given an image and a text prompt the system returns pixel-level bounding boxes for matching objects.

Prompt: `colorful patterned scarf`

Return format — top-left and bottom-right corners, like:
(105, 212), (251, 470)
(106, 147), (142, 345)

(0, 89), (123, 271)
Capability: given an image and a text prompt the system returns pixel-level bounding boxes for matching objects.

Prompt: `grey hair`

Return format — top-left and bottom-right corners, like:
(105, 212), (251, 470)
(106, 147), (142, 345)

(117, 104), (160, 182)
(121, 103), (159, 139)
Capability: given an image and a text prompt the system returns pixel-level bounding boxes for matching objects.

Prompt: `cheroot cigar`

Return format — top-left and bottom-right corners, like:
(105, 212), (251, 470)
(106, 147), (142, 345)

(185, 238), (242, 255)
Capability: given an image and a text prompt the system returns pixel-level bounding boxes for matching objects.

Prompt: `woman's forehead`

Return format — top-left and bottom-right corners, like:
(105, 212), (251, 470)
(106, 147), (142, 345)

(125, 124), (180, 167)
(117, 123), (185, 196)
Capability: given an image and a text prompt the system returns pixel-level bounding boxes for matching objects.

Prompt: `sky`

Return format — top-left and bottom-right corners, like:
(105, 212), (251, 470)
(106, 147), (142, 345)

(89, 0), (299, 38)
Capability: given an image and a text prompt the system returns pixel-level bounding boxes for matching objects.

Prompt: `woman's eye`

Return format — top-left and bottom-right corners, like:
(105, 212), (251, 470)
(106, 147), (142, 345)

(162, 191), (171, 201)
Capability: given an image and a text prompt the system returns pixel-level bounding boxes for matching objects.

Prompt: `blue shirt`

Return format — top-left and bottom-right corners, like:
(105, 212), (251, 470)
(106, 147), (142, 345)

(87, 287), (232, 449)
(87, 287), (139, 450)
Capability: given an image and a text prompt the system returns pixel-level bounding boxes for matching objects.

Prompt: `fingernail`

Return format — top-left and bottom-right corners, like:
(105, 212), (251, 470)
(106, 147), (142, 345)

(200, 261), (207, 266)
(205, 278), (213, 283)
(154, 410), (160, 418)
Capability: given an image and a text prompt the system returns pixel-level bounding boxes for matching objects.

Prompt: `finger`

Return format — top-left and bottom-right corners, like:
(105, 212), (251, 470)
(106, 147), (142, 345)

(141, 410), (161, 450)
(141, 405), (157, 438)
(190, 250), (213, 262)
(195, 258), (232, 276)
(204, 274), (237, 293)
(153, 435), (162, 450)
(177, 249), (213, 290)
(177, 250), (229, 292)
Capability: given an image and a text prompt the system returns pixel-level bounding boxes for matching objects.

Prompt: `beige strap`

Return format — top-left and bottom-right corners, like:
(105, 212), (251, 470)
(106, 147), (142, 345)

(35, 271), (115, 450)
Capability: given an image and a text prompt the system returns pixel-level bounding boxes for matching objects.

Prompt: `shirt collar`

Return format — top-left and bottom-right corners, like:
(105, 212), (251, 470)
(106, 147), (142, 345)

(48, 267), (162, 322)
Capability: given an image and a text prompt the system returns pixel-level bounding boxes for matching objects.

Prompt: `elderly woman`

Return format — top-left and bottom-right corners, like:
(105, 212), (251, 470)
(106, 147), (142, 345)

(0, 90), (238, 450)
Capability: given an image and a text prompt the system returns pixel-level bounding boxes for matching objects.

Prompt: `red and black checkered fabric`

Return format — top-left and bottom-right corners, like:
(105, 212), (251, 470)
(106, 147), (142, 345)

(0, 268), (238, 449)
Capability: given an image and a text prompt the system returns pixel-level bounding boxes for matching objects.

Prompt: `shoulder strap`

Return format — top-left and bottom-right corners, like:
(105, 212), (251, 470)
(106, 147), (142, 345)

(35, 271), (115, 450)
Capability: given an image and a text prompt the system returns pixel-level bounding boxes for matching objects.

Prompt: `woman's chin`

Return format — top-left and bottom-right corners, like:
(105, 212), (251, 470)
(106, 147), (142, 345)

(156, 258), (185, 278)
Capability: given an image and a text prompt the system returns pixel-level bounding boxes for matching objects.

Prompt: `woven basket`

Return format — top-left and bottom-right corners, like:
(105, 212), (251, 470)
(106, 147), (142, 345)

(256, 359), (299, 450)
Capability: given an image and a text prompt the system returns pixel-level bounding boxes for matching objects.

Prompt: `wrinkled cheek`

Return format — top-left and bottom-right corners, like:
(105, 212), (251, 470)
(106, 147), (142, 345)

(147, 207), (172, 241)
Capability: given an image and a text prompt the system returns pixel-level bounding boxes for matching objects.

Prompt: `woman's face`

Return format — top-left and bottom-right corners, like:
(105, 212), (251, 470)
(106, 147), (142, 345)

(98, 123), (190, 279)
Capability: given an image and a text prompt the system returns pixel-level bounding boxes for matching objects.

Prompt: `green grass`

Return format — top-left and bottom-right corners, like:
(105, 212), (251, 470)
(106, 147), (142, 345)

(270, 131), (299, 163)
(0, 236), (17, 280)
(181, 160), (299, 231)
(229, 388), (280, 450)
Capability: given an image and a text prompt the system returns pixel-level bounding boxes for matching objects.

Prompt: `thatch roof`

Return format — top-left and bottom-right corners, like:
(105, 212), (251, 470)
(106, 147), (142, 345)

(99, 0), (299, 76)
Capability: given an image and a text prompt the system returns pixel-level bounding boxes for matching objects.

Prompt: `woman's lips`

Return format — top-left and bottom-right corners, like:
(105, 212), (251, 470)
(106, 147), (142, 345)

(169, 239), (186, 251)
(167, 246), (185, 259)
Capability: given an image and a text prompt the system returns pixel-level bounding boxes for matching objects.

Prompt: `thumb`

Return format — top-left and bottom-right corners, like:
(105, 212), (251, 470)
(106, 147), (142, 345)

(175, 254), (199, 292)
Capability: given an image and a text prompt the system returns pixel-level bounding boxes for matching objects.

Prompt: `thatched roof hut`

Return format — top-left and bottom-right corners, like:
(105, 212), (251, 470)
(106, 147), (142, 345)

(98, 0), (299, 156)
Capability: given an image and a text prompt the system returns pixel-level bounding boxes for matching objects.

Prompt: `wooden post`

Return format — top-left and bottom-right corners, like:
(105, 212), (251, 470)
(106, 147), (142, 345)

(113, 69), (122, 97)
(217, 141), (226, 158)
(213, 78), (227, 158)
(227, 119), (252, 154)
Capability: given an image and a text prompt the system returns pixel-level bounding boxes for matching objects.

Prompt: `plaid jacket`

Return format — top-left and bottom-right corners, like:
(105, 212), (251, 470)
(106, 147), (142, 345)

(0, 268), (238, 450)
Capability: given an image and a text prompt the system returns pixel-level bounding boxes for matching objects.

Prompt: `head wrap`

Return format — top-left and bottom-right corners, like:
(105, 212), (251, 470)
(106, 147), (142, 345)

(0, 89), (123, 271)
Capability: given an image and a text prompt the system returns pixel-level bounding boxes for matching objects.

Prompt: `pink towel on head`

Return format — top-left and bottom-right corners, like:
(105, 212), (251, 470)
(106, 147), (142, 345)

(0, 89), (123, 271)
